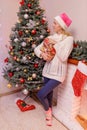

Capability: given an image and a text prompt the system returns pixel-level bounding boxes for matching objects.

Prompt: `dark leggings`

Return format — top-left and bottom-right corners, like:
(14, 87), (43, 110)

(37, 77), (61, 111)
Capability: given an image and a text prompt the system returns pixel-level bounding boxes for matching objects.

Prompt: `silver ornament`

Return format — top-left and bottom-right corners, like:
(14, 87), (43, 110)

(22, 56), (27, 61)
(15, 84), (19, 87)
(14, 38), (18, 42)
(32, 44), (36, 48)
(21, 42), (26, 47)
(24, 14), (29, 19)
(40, 35), (44, 39)
(16, 67), (20, 71)
(22, 89), (29, 95)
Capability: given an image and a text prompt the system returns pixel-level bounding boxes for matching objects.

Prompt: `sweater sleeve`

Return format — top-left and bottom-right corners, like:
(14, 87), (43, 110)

(55, 36), (73, 62)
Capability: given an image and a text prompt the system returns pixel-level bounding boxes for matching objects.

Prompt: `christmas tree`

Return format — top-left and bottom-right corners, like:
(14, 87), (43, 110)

(3, 0), (50, 94)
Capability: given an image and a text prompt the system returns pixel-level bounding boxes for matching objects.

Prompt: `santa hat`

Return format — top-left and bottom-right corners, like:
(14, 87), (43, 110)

(54, 13), (72, 30)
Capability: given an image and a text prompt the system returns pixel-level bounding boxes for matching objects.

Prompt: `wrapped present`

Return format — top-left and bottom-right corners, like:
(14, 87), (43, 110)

(40, 38), (56, 61)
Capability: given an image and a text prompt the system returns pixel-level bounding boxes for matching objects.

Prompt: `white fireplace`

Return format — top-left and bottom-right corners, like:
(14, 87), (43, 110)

(53, 63), (87, 130)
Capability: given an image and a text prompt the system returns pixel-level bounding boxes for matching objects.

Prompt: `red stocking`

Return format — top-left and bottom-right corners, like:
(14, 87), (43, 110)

(16, 99), (35, 112)
(72, 61), (87, 96)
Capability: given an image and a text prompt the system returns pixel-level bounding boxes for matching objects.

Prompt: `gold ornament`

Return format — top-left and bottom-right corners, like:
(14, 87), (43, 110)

(19, 18), (22, 22)
(27, 37), (33, 42)
(10, 52), (14, 55)
(7, 83), (12, 88)
(17, 20), (21, 23)
(32, 53), (35, 56)
(17, 58), (20, 62)
(24, 69), (27, 73)
(27, 77), (32, 81)
(37, 86), (40, 90)
(36, 22), (39, 25)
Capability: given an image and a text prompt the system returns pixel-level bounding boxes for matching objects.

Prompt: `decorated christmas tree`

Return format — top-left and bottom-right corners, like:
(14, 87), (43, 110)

(3, 0), (50, 95)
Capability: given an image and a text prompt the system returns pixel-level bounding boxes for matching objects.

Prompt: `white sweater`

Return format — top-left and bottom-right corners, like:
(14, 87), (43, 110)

(34, 33), (73, 82)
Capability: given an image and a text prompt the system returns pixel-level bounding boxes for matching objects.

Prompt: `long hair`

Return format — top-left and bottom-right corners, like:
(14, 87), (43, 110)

(62, 28), (72, 36)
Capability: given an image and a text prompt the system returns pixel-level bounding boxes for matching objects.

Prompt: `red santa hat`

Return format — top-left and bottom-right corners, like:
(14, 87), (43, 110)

(54, 12), (72, 30)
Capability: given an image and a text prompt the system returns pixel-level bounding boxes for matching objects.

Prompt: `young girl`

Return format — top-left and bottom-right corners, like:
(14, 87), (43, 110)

(34, 12), (74, 126)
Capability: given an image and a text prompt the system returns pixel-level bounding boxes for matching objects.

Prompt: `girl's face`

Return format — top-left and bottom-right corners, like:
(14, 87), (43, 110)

(53, 20), (63, 34)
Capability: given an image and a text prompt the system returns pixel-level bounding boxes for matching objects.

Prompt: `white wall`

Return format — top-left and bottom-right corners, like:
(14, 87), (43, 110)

(0, 0), (87, 93)
(40, 0), (87, 40)
(0, 0), (19, 93)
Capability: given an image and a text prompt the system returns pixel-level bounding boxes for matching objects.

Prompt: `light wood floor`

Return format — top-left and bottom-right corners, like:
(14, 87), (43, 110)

(0, 91), (68, 130)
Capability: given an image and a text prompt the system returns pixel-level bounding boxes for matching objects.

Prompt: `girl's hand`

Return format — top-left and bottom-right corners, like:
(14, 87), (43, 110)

(41, 52), (54, 61)
(41, 52), (52, 61)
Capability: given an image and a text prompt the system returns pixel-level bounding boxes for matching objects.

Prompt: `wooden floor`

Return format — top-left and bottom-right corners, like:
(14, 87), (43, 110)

(0, 91), (68, 130)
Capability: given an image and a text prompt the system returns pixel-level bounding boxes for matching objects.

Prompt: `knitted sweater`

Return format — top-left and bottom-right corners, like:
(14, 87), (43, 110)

(34, 33), (73, 82)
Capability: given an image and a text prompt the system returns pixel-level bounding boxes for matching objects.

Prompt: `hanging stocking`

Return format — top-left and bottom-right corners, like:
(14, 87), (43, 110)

(72, 61), (87, 96)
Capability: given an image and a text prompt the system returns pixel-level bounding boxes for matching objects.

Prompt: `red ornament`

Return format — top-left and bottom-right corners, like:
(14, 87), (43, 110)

(34, 63), (38, 68)
(4, 57), (9, 63)
(8, 72), (14, 77)
(19, 50), (24, 54)
(20, 78), (25, 83)
(18, 31), (23, 37)
(16, 99), (35, 112)
(35, 10), (40, 15)
(27, 3), (32, 8)
(73, 43), (78, 48)
(20, 0), (24, 5)
(13, 56), (17, 61)
(9, 46), (13, 51)
(41, 18), (46, 24)
(82, 60), (86, 63)
(31, 30), (36, 35)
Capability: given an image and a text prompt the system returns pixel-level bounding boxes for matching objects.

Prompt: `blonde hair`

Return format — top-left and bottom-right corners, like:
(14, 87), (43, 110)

(62, 28), (72, 36)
